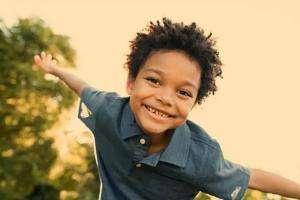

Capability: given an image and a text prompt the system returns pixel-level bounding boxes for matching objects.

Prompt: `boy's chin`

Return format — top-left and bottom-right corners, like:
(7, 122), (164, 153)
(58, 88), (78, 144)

(142, 126), (171, 136)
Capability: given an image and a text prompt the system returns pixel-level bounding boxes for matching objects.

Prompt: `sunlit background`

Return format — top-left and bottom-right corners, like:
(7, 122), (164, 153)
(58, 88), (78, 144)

(1, 0), (300, 199)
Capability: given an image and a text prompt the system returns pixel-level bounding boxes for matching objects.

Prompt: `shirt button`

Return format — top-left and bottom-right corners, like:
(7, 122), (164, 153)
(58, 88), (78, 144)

(135, 163), (142, 168)
(139, 138), (146, 145)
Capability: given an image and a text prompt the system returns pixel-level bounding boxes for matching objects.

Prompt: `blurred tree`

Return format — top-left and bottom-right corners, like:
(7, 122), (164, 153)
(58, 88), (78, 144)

(25, 184), (60, 200)
(0, 17), (76, 199)
(52, 142), (100, 200)
(77, 144), (100, 200)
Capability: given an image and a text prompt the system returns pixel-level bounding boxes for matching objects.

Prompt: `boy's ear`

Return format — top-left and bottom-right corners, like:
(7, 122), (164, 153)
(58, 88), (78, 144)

(126, 75), (134, 95)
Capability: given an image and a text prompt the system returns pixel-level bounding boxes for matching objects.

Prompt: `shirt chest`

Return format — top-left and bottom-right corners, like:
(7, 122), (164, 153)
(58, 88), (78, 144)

(94, 134), (200, 199)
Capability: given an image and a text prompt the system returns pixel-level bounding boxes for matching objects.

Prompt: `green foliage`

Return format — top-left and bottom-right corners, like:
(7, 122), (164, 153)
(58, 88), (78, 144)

(56, 143), (100, 200)
(25, 184), (60, 200)
(0, 17), (76, 199)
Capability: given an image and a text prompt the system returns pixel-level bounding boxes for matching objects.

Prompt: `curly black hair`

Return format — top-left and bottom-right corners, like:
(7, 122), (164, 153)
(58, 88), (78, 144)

(124, 17), (223, 105)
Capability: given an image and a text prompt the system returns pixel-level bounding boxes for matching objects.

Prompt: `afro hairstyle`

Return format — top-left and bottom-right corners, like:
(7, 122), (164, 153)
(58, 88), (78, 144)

(124, 17), (223, 105)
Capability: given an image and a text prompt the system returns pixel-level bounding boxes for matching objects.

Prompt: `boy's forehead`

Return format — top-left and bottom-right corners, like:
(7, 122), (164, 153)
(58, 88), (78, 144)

(140, 50), (201, 83)
(143, 50), (201, 71)
(146, 49), (195, 62)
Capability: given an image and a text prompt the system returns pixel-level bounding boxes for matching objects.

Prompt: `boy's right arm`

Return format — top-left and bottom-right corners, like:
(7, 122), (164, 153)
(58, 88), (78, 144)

(34, 52), (116, 133)
(34, 51), (88, 95)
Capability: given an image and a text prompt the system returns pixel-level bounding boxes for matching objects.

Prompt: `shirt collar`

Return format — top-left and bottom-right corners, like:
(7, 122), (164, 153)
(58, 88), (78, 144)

(120, 101), (191, 168)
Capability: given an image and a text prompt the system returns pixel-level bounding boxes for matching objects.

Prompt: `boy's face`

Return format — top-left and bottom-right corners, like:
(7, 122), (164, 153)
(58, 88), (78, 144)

(126, 50), (201, 137)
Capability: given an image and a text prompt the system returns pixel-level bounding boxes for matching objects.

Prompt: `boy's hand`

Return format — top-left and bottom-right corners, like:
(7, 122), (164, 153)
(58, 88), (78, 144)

(34, 51), (88, 95)
(34, 51), (58, 74)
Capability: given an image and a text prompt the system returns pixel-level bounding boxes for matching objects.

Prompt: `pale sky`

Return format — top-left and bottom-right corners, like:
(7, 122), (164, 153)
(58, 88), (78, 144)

(1, 0), (300, 186)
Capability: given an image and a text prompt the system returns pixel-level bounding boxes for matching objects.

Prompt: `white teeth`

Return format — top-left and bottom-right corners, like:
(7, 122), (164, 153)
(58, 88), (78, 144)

(146, 105), (170, 118)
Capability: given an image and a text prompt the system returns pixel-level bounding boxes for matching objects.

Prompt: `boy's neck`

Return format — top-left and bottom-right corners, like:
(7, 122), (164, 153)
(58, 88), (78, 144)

(148, 129), (173, 149)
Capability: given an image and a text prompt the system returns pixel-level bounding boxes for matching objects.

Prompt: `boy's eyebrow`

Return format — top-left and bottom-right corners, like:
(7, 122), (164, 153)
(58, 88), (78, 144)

(143, 67), (198, 91)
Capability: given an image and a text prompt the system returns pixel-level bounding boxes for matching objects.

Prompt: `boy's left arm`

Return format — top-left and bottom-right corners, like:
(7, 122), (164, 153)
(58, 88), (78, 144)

(249, 168), (300, 199)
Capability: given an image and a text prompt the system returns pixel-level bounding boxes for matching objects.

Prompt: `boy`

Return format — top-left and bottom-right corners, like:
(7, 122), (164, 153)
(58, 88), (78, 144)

(34, 18), (300, 199)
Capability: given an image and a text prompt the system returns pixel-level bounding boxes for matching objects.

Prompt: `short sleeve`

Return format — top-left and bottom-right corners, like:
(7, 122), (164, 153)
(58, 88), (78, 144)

(201, 143), (250, 200)
(78, 86), (118, 133)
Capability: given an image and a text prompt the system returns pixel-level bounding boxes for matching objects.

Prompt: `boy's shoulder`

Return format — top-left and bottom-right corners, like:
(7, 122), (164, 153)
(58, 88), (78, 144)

(185, 119), (220, 151)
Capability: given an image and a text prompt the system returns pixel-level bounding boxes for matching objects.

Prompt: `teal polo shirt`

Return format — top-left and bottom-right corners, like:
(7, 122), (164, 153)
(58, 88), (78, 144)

(78, 86), (250, 200)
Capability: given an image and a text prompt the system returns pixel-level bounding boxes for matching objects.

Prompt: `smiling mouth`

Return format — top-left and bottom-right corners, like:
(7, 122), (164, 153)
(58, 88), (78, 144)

(144, 104), (174, 118)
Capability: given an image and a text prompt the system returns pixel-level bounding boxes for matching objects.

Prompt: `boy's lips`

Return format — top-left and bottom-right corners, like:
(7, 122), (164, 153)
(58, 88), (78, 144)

(143, 104), (176, 118)
(143, 105), (172, 122)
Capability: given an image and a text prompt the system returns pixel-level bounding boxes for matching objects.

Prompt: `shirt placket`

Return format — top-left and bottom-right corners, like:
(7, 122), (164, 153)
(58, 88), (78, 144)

(129, 135), (151, 168)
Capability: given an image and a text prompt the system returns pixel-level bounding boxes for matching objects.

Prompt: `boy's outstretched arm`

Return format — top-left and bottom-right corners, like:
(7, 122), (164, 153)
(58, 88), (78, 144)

(34, 51), (88, 95)
(249, 168), (300, 199)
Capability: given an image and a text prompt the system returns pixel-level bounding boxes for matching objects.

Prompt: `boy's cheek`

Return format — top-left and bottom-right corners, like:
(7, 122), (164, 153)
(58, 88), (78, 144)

(179, 105), (193, 118)
(136, 86), (156, 97)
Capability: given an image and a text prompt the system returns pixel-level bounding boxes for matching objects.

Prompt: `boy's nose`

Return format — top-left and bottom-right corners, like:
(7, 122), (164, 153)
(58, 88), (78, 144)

(155, 89), (174, 106)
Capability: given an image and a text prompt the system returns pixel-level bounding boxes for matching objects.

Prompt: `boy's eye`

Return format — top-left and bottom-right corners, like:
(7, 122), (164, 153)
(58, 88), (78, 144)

(145, 77), (160, 85)
(178, 90), (192, 98)
(145, 77), (192, 98)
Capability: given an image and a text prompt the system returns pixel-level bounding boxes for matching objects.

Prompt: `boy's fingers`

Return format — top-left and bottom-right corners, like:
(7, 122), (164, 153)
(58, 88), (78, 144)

(47, 54), (52, 61)
(34, 55), (42, 65)
(41, 51), (46, 59)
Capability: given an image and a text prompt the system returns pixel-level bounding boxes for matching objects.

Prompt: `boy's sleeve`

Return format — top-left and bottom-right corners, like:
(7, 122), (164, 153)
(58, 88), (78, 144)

(201, 142), (250, 200)
(78, 86), (118, 133)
